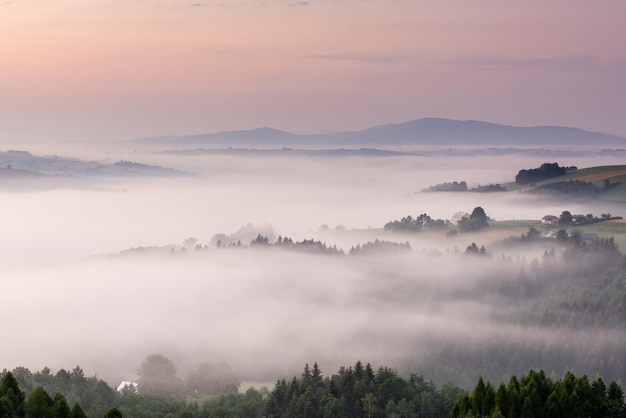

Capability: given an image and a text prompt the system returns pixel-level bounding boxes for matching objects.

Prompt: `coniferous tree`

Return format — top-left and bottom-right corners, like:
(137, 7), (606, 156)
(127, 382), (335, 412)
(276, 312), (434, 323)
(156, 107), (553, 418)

(24, 386), (53, 418)
(71, 402), (88, 418)
(104, 407), (123, 418)
(51, 393), (71, 418)
(1, 371), (25, 417)
(451, 370), (625, 418)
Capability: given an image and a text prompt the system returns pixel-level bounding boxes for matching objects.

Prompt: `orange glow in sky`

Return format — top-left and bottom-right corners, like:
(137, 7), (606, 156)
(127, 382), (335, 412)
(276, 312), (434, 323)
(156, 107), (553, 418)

(1, 1), (625, 139)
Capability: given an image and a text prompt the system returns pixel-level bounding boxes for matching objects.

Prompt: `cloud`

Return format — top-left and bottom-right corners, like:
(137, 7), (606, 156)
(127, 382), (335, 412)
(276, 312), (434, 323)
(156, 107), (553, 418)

(308, 52), (423, 64)
(460, 55), (597, 71)
(1, 149), (625, 386)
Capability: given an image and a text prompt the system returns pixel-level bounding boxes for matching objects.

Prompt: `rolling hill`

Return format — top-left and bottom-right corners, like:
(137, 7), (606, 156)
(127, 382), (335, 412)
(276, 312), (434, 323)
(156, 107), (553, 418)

(507, 165), (626, 202)
(129, 118), (626, 149)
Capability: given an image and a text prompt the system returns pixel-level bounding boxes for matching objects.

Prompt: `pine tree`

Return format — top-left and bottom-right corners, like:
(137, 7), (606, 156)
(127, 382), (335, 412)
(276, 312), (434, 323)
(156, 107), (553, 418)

(25, 386), (53, 418)
(71, 402), (88, 418)
(52, 393), (71, 418)
(1, 371), (25, 417)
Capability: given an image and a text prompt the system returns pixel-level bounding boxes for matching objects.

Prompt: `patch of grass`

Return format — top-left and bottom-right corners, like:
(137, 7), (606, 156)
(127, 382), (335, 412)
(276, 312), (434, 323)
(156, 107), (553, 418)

(596, 173), (626, 202)
(489, 219), (626, 247)
(562, 165), (626, 179)
(504, 165), (626, 202)
(577, 220), (626, 250)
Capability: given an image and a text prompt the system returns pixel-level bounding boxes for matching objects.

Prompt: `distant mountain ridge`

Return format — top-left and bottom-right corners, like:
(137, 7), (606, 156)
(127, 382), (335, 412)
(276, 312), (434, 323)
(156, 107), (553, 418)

(130, 118), (626, 148)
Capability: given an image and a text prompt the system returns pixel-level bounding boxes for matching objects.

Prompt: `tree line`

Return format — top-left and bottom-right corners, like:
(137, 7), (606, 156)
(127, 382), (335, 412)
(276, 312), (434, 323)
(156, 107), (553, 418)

(3, 361), (625, 418)
(383, 207), (489, 233)
(451, 369), (625, 418)
(265, 361), (462, 418)
(421, 181), (507, 193)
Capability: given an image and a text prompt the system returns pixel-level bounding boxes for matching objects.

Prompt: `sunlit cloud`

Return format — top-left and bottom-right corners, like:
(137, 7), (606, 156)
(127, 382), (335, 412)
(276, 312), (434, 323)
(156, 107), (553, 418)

(308, 52), (423, 64)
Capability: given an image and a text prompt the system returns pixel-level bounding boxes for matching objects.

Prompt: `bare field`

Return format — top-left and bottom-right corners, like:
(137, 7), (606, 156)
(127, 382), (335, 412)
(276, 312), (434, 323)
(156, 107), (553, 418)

(573, 169), (626, 183)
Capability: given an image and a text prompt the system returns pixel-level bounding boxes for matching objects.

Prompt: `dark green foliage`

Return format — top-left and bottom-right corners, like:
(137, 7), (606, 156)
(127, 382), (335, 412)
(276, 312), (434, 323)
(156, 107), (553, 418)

(516, 162), (567, 185)
(77, 377), (117, 418)
(276, 237), (343, 255)
(471, 183), (507, 192)
(104, 407), (123, 418)
(559, 210), (573, 225)
(24, 386), (53, 418)
(349, 239), (411, 255)
(3, 367), (110, 418)
(470, 207), (488, 227)
(421, 182), (507, 193)
(265, 362), (459, 418)
(451, 370), (625, 418)
(0, 397), (16, 418)
(533, 179), (599, 197)
(422, 181), (468, 192)
(458, 207), (489, 231)
(115, 393), (192, 418)
(6, 365), (113, 418)
(384, 213), (448, 232)
(71, 402), (88, 418)
(1, 371), (25, 417)
(252, 235), (344, 254)
(200, 387), (265, 418)
(52, 393), (72, 418)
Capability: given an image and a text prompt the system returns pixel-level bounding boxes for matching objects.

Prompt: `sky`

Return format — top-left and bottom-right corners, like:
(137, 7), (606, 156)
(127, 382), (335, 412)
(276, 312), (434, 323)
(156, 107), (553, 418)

(1, 0), (626, 140)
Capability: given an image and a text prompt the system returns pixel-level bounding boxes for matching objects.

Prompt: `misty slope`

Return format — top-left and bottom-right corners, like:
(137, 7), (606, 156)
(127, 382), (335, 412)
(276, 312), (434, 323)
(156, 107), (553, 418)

(129, 118), (626, 149)
(0, 150), (190, 180)
(505, 164), (626, 202)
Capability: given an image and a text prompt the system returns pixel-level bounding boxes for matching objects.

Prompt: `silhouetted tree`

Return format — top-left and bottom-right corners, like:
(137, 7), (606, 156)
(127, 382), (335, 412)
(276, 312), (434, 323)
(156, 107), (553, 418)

(559, 210), (573, 226)
(515, 162), (566, 185)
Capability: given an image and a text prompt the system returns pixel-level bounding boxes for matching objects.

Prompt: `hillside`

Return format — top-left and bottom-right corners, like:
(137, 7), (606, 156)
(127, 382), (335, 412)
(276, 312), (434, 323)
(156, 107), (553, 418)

(129, 118), (626, 149)
(0, 150), (190, 179)
(507, 164), (626, 202)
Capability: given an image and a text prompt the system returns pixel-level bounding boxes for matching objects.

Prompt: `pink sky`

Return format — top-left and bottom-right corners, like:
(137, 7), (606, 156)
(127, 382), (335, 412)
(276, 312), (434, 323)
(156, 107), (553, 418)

(1, 0), (625, 140)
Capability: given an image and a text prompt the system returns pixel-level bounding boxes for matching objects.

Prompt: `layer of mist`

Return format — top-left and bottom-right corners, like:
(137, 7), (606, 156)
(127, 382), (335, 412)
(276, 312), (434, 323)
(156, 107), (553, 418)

(1, 146), (624, 387)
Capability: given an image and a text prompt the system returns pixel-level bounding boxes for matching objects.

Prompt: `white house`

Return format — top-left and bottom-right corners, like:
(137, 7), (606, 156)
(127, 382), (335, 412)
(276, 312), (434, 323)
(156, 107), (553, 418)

(451, 212), (470, 225)
(541, 215), (559, 225)
(117, 381), (139, 393)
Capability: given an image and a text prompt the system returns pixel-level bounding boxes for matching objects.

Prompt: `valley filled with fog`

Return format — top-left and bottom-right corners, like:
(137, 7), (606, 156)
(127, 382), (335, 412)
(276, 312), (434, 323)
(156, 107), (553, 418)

(1, 143), (625, 387)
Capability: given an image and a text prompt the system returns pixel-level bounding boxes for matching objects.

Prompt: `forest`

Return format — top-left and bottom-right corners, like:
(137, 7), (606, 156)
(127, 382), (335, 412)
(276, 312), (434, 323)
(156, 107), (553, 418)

(3, 222), (626, 417)
(2, 362), (624, 418)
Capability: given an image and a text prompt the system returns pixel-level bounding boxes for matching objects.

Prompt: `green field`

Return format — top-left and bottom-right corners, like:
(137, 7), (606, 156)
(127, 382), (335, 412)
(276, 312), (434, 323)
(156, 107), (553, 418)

(504, 165), (626, 202)
(490, 219), (626, 251)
